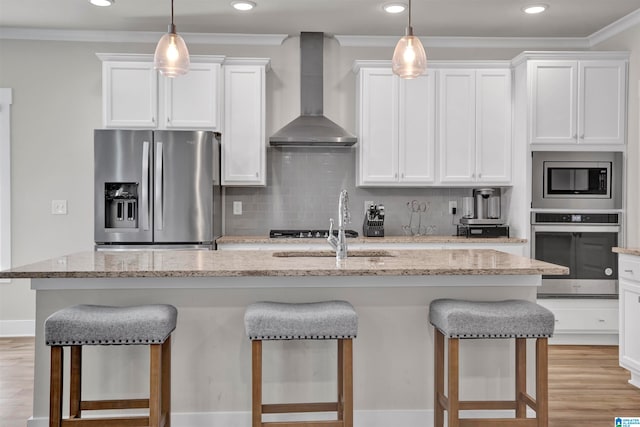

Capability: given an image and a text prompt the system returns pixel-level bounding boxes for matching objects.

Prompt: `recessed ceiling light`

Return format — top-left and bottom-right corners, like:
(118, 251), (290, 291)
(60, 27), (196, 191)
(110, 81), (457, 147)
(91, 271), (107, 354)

(523, 4), (548, 14)
(231, 1), (256, 11)
(89, 0), (114, 6)
(383, 3), (407, 14)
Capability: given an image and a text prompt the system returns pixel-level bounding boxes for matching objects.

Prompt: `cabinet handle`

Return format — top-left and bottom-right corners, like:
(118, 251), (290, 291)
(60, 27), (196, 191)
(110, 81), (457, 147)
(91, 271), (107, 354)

(167, 117), (171, 123)
(395, 173), (398, 179)
(573, 134), (577, 139)
(478, 172), (482, 178)
(638, 296), (640, 303)
(255, 172), (259, 178)
(152, 117), (155, 124)
(624, 269), (634, 273)
(401, 173), (405, 179)
(579, 134), (585, 139)
(598, 319), (605, 323)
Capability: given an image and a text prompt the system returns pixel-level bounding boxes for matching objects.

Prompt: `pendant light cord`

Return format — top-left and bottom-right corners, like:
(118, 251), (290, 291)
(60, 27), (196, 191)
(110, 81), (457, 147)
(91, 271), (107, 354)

(171, 0), (175, 27)
(408, 0), (412, 29)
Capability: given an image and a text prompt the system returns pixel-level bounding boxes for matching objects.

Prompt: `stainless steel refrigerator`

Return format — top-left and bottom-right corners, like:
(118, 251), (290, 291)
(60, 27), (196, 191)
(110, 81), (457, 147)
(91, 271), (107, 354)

(94, 129), (221, 250)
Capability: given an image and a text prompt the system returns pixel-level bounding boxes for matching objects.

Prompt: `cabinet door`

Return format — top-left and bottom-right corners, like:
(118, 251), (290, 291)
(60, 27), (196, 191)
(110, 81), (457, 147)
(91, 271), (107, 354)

(476, 69), (511, 183)
(103, 61), (157, 128)
(529, 60), (577, 144)
(438, 69), (476, 183)
(579, 60), (626, 145)
(399, 71), (436, 184)
(222, 65), (266, 186)
(620, 279), (640, 372)
(358, 68), (399, 185)
(164, 62), (220, 129)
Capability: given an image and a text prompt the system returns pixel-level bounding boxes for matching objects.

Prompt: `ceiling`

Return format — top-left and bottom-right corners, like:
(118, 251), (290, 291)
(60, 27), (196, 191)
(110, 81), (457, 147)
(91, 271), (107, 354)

(1, 0), (639, 39)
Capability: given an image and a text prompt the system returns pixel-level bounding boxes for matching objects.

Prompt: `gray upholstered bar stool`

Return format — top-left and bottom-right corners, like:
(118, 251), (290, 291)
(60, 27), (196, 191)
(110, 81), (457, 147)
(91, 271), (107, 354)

(45, 304), (177, 427)
(244, 300), (358, 427)
(429, 299), (555, 427)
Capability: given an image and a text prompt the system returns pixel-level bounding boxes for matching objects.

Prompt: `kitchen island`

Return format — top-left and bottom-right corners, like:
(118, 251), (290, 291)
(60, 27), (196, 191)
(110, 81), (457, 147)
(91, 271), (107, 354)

(1, 249), (567, 427)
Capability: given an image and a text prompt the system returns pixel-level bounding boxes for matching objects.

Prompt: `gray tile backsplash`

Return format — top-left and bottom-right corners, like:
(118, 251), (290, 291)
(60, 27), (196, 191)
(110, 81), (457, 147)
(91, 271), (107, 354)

(224, 147), (479, 236)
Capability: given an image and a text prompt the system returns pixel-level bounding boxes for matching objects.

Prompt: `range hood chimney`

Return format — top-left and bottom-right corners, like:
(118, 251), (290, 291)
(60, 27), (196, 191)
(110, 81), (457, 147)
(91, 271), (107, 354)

(269, 32), (357, 147)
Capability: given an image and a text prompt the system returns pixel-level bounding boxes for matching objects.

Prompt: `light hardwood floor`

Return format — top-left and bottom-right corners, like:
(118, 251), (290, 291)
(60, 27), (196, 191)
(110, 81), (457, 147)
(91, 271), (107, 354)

(1, 339), (639, 426)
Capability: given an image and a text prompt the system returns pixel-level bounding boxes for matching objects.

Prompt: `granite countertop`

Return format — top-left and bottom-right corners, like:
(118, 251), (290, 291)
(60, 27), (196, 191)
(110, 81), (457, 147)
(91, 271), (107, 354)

(0, 249), (567, 279)
(216, 235), (528, 244)
(613, 247), (640, 256)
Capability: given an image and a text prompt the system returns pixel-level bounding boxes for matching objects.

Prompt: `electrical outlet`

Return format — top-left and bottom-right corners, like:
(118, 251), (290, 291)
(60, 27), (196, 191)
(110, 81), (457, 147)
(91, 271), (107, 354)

(364, 200), (374, 213)
(51, 200), (67, 215)
(449, 201), (457, 215)
(233, 201), (242, 215)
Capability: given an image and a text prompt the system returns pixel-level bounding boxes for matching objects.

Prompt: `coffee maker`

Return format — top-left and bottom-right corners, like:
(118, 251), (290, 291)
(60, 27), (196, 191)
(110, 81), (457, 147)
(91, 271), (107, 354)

(458, 188), (509, 237)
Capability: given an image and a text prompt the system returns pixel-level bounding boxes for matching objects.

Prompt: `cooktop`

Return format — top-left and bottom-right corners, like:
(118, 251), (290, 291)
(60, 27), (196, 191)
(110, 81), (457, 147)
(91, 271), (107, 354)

(269, 229), (359, 239)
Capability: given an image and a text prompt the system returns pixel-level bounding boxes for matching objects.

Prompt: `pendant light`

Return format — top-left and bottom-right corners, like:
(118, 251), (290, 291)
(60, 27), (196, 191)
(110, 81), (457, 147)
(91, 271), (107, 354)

(391, 0), (427, 79)
(154, 0), (190, 78)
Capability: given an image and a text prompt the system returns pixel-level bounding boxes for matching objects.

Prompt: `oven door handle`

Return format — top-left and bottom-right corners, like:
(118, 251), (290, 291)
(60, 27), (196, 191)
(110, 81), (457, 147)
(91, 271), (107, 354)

(532, 225), (620, 233)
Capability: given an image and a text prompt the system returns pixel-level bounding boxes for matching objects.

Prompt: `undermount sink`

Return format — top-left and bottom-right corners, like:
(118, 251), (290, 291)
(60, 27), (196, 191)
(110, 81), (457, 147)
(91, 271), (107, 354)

(272, 250), (394, 258)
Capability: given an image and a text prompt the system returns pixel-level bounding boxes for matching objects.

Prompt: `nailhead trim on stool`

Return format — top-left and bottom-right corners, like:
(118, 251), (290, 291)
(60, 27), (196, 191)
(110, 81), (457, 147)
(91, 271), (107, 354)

(45, 304), (177, 427)
(245, 300), (358, 427)
(429, 299), (554, 427)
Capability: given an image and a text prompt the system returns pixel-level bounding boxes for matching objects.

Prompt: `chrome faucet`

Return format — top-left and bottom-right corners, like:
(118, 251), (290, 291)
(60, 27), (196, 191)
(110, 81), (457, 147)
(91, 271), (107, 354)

(327, 189), (351, 260)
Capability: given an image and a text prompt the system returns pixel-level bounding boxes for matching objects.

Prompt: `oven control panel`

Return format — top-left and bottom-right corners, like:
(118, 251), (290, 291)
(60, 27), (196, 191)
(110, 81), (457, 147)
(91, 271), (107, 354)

(532, 213), (619, 224)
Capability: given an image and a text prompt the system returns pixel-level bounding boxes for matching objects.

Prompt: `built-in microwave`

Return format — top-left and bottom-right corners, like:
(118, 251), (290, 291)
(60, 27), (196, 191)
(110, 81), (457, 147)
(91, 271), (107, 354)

(532, 151), (623, 209)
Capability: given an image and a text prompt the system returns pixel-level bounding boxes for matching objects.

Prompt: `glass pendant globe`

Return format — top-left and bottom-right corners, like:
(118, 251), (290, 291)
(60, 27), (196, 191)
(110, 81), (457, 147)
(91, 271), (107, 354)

(154, 30), (190, 78)
(392, 33), (427, 79)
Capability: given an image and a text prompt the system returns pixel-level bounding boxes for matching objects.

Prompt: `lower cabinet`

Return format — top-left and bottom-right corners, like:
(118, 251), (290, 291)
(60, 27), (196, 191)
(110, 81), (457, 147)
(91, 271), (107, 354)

(619, 253), (640, 388)
(537, 298), (618, 345)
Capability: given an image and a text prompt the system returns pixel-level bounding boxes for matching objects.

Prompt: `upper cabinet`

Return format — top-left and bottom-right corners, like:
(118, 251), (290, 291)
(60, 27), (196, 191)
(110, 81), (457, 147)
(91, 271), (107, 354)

(521, 53), (628, 147)
(98, 53), (224, 130)
(438, 68), (512, 185)
(354, 63), (436, 187)
(221, 59), (270, 186)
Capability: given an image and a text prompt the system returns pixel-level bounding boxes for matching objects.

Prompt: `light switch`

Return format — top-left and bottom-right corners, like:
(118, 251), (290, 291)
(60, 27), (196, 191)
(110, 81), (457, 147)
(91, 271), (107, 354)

(233, 201), (242, 215)
(51, 200), (67, 215)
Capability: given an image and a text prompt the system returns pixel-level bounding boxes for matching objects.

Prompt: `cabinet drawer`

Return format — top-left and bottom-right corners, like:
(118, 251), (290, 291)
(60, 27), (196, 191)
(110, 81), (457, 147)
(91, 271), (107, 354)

(620, 258), (640, 281)
(552, 308), (618, 332)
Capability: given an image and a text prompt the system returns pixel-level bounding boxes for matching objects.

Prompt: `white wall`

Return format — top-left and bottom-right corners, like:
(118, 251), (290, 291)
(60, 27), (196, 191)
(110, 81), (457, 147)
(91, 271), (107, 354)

(0, 30), (638, 331)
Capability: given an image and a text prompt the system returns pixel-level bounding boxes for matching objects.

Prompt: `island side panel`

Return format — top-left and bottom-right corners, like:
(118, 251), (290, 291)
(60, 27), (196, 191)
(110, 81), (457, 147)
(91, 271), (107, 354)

(32, 275), (538, 423)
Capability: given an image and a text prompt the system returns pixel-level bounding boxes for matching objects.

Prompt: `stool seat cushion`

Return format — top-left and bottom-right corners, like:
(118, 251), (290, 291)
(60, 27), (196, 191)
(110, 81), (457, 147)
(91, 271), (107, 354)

(45, 304), (177, 346)
(245, 300), (358, 340)
(429, 299), (554, 338)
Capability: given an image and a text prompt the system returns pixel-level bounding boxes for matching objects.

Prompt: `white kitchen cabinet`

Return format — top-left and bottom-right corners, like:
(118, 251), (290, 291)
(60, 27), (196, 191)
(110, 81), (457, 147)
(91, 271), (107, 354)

(221, 59), (269, 186)
(98, 53), (224, 130)
(101, 59), (157, 128)
(162, 62), (221, 129)
(528, 58), (627, 146)
(355, 64), (436, 186)
(537, 298), (618, 345)
(619, 253), (640, 388)
(438, 68), (511, 185)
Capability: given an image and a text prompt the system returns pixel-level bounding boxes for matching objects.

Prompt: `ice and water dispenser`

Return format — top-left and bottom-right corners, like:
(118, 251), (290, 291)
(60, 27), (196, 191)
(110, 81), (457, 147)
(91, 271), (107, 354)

(104, 183), (139, 229)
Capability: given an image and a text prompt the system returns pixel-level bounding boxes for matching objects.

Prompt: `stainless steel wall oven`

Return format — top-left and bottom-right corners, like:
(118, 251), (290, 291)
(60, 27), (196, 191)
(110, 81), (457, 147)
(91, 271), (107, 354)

(532, 212), (620, 297)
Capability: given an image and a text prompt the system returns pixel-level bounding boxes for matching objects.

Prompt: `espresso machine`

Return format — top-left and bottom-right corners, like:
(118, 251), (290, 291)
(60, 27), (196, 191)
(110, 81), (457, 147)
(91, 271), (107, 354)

(458, 188), (509, 237)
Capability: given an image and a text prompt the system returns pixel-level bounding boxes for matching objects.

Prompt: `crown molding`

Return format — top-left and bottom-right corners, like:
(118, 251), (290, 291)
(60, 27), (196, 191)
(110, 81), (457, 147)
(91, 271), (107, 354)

(511, 50), (630, 67)
(352, 59), (512, 73)
(335, 35), (590, 49)
(0, 27), (288, 46)
(587, 7), (640, 47)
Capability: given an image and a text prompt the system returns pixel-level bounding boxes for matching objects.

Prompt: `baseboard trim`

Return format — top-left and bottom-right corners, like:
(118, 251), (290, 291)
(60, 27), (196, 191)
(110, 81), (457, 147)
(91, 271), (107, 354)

(0, 319), (35, 337)
(27, 409), (536, 427)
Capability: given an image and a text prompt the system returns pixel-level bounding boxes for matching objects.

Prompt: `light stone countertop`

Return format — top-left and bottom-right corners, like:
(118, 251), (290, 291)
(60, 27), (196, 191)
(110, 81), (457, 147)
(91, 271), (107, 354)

(613, 247), (640, 256)
(0, 249), (566, 279)
(216, 235), (527, 245)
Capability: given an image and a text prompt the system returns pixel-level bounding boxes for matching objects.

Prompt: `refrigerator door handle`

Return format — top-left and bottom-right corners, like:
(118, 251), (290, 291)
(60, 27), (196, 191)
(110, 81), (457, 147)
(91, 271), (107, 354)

(155, 141), (163, 230)
(141, 140), (150, 231)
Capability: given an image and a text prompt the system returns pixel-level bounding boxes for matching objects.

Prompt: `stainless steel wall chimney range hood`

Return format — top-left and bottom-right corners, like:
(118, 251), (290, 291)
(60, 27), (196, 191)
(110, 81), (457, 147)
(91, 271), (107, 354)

(269, 32), (357, 147)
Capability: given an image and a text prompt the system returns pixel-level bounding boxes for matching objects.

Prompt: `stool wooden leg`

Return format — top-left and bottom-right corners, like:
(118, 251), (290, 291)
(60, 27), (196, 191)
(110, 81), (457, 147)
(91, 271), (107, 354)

(69, 346), (82, 419)
(447, 338), (459, 427)
(162, 337), (172, 427)
(536, 338), (549, 427)
(150, 343), (162, 427)
(515, 338), (527, 418)
(434, 329), (445, 427)
(252, 340), (263, 427)
(340, 338), (353, 427)
(49, 346), (63, 427)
